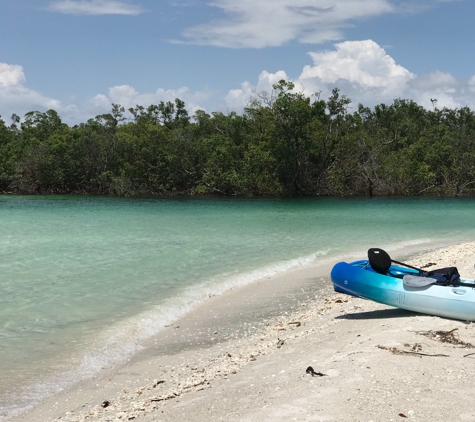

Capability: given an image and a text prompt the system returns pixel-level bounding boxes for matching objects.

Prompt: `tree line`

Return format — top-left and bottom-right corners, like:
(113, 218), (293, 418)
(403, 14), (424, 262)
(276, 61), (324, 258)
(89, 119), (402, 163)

(1, 80), (475, 197)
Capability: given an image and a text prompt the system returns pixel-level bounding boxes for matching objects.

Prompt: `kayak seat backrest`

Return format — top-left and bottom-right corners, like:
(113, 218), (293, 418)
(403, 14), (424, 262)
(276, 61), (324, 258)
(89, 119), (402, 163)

(367, 248), (392, 275)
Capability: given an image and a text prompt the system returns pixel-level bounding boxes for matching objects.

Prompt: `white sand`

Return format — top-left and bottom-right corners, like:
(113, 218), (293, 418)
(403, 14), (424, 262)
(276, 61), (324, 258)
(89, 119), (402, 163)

(12, 242), (475, 422)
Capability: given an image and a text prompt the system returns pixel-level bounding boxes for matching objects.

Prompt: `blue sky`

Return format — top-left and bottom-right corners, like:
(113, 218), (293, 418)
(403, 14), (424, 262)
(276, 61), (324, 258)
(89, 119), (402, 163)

(1, 0), (474, 124)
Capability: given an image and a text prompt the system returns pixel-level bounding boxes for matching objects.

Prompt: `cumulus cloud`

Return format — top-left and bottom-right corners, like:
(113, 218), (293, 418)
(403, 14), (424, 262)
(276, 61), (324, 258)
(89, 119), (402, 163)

(0, 62), (61, 120)
(468, 75), (475, 94)
(179, 0), (394, 48)
(297, 39), (415, 100)
(225, 70), (289, 109)
(0, 60), (223, 124)
(55, 84), (213, 124)
(90, 84), (213, 117)
(224, 39), (475, 112)
(0, 60), (212, 124)
(408, 71), (458, 93)
(48, 0), (143, 15)
(0, 63), (27, 87)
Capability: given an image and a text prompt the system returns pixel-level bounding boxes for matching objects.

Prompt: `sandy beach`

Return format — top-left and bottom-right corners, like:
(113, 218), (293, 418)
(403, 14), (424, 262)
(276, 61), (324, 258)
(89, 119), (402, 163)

(11, 242), (475, 422)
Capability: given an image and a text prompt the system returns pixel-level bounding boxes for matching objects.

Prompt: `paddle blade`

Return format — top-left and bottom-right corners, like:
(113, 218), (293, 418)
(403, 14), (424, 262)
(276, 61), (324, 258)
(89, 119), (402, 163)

(403, 275), (437, 287)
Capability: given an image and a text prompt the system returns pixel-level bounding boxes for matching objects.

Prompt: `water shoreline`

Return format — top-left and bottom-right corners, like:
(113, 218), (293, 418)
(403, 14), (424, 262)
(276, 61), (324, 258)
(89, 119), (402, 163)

(2, 239), (433, 420)
(9, 240), (473, 422)
(3, 257), (334, 421)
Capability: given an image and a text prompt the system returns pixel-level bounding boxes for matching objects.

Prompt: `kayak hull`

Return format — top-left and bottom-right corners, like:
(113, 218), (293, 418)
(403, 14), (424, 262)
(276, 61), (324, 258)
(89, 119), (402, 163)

(331, 260), (475, 321)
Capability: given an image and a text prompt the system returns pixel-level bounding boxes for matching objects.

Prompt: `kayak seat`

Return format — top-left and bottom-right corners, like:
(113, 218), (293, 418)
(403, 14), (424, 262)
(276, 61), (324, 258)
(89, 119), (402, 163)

(367, 248), (409, 279)
(367, 248), (392, 275)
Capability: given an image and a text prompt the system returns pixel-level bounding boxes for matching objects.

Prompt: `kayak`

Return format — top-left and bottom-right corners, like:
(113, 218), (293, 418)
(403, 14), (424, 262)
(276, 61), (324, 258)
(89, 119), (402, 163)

(331, 256), (475, 321)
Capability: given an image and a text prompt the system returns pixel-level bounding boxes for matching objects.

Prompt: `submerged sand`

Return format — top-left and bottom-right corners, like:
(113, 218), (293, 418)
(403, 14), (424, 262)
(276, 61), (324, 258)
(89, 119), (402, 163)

(12, 242), (475, 422)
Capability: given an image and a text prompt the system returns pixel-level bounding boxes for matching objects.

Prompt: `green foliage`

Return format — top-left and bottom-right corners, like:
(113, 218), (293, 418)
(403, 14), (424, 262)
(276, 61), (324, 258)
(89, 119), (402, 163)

(3, 85), (475, 197)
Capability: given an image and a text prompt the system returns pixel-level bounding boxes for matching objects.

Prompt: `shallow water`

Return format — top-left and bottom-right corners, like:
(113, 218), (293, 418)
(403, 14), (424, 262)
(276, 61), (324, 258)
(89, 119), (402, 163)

(1, 195), (475, 419)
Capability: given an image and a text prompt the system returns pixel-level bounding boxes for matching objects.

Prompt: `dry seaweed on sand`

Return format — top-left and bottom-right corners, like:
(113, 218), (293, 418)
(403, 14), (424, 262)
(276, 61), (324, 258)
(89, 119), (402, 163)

(413, 328), (474, 348)
(377, 344), (449, 357)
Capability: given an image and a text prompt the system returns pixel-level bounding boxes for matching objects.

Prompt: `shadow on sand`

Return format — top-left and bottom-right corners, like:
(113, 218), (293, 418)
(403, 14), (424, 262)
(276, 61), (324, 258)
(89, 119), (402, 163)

(335, 307), (418, 320)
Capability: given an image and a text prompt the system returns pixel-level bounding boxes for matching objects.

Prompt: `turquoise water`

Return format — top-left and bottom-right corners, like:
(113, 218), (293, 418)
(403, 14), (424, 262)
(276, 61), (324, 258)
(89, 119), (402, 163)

(1, 195), (475, 418)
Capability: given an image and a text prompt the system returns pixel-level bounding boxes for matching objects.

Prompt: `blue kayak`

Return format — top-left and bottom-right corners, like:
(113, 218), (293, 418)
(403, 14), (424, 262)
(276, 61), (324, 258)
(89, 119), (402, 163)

(331, 257), (475, 321)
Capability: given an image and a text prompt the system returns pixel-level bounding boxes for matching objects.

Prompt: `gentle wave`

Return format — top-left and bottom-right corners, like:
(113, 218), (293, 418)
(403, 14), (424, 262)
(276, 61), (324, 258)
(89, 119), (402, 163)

(1, 249), (334, 420)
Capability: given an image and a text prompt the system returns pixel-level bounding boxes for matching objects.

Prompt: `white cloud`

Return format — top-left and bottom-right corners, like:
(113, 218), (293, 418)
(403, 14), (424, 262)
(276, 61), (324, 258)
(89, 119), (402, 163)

(408, 71), (458, 93)
(0, 63), (26, 87)
(389, 0), (464, 15)
(48, 0), (143, 16)
(298, 39), (414, 98)
(0, 62), (213, 124)
(88, 84), (213, 119)
(225, 70), (289, 109)
(91, 93), (110, 108)
(224, 39), (475, 112)
(179, 0), (467, 48)
(0, 60), (212, 124)
(0, 62), (61, 120)
(180, 0), (394, 48)
(468, 75), (475, 94)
